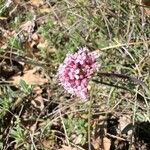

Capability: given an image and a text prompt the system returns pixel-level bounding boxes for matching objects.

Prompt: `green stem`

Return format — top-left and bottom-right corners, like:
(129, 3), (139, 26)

(88, 87), (93, 150)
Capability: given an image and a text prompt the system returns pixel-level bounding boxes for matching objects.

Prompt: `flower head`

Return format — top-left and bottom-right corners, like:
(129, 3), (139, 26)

(58, 47), (99, 100)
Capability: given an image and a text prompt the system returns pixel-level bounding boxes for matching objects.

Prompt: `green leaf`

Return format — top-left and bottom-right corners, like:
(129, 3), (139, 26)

(19, 79), (31, 95)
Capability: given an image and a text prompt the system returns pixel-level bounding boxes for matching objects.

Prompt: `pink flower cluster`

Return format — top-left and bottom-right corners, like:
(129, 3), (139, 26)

(58, 47), (99, 100)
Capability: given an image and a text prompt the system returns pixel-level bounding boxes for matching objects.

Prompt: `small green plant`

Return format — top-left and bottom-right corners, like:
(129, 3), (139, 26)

(0, 86), (18, 119)
(0, 48), (5, 54)
(64, 115), (88, 145)
(19, 79), (33, 95)
(38, 20), (54, 40)
(0, 0), (8, 15)
(8, 36), (22, 50)
(10, 116), (27, 149)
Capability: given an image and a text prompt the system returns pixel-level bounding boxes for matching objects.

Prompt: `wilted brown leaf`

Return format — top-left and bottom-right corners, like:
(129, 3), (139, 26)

(142, 0), (150, 15)
(42, 138), (55, 149)
(32, 33), (39, 41)
(92, 137), (101, 149)
(58, 145), (78, 150)
(103, 137), (111, 150)
(144, 8), (150, 15)
(40, 8), (51, 13)
(10, 68), (48, 85)
(30, 0), (44, 7)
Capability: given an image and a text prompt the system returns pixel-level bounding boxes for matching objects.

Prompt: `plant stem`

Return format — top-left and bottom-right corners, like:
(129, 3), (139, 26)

(88, 87), (93, 150)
